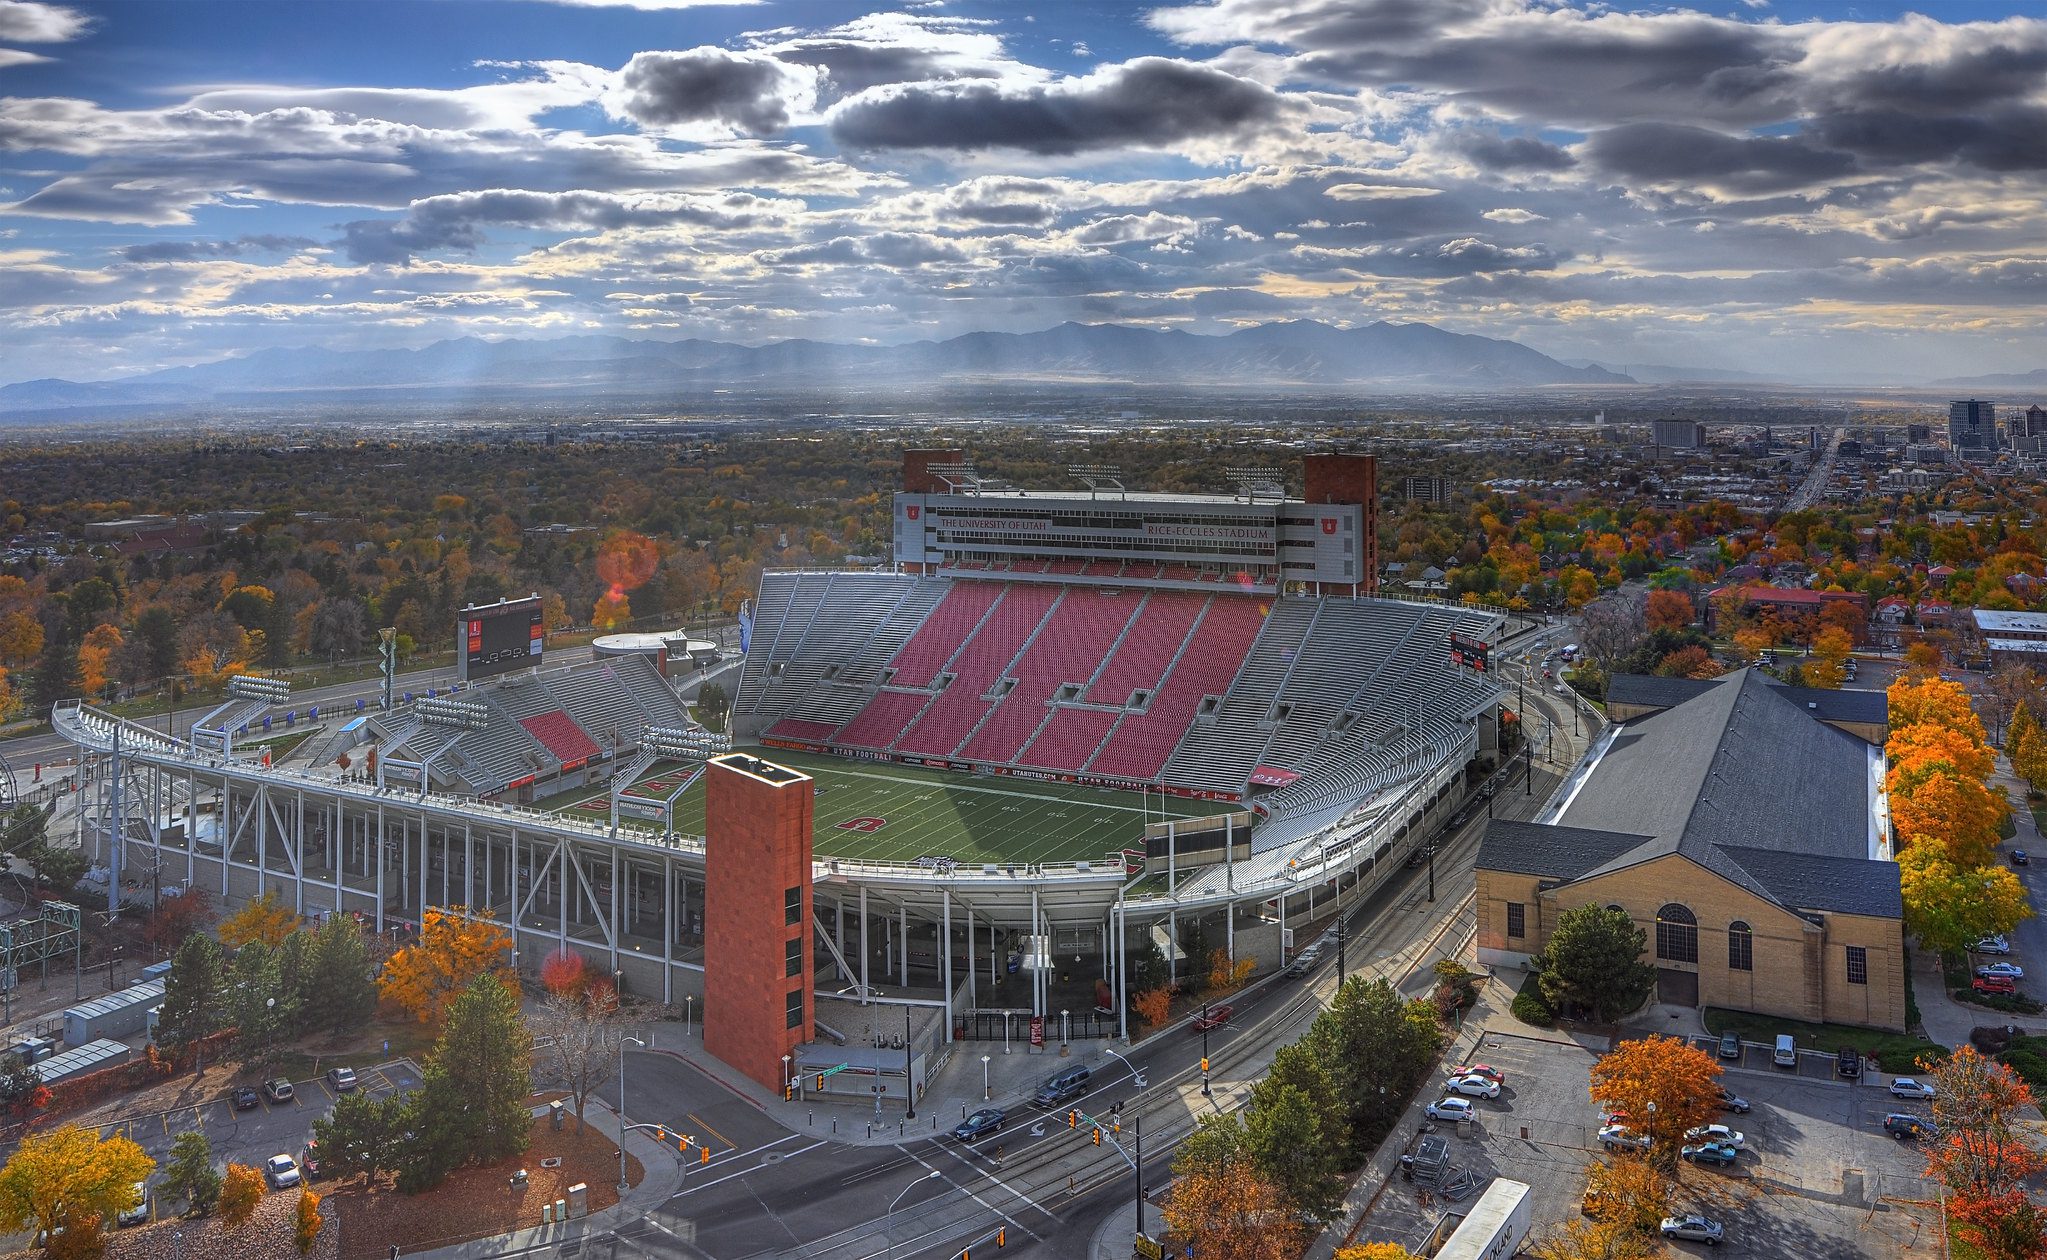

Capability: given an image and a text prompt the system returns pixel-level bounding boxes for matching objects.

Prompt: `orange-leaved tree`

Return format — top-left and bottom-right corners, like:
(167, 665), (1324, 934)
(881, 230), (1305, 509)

(1588, 1035), (1721, 1165)
(1530, 1217), (1658, 1260)
(218, 890), (301, 951)
(1336, 1245), (1421, 1260)
(1889, 674), (1989, 747)
(1645, 590), (1693, 633)
(540, 948), (588, 996)
(219, 1162), (264, 1227)
(1582, 1152), (1673, 1234)
(295, 1187), (323, 1254)
(1207, 948), (1255, 994)
(1163, 1116), (1309, 1260)
(1925, 1047), (2047, 1260)
(378, 905), (515, 1024)
(1132, 988), (1171, 1029)
(1888, 768), (2008, 869)
(1889, 721), (1997, 787)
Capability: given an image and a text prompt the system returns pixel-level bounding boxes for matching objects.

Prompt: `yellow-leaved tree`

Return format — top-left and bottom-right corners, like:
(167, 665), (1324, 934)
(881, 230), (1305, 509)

(295, 1187), (323, 1254)
(0, 1123), (153, 1251)
(1336, 1246), (1421, 1260)
(218, 891), (302, 950)
(378, 905), (515, 1024)
(1898, 844), (2033, 956)
(219, 1162), (264, 1227)
(1889, 674), (1990, 747)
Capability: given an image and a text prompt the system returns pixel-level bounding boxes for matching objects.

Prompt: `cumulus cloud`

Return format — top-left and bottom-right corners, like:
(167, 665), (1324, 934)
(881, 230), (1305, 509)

(0, 0), (87, 42)
(829, 57), (1300, 154)
(1481, 208), (1545, 224)
(120, 235), (319, 263)
(608, 47), (819, 135)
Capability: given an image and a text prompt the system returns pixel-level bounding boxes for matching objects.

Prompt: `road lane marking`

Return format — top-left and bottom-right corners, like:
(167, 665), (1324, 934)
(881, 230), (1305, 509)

(684, 1111), (734, 1151)
(919, 1145), (1054, 1227)
(665, 1139), (828, 1196)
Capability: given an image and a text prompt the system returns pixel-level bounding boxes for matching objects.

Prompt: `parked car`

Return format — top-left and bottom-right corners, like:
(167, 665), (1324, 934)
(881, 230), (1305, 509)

(1190, 1004), (1234, 1032)
(263, 1154), (301, 1190)
(1717, 1031), (1741, 1060)
(1032, 1066), (1090, 1107)
(1717, 1086), (1751, 1114)
(1836, 1047), (1863, 1079)
(1598, 1124), (1650, 1152)
(1977, 962), (2026, 981)
(263, 1078), (295, 1103)
(1660, 1214), (1725, 1245)
(233, 1086), (260, 1111)
(326, 1066), (359, 1093)
(1681, 1140), (1741, 1166)
(1448, 1063), (1507, 1085)
(2014, 849), (2031, 866)
(1889, 1077), (1937, 1100)
(1974, 975), (2019, 997)
(1444, 1074), (1501, 1099)
(116, 1184), (149, 1228)
(1884, 1113), (1932, 1140)
(952, 1108), (1006, 1142)
(1973, 935), (2013, 955)
(1683, 1124), (1745, 1148)
(1425, 1096), (1476, 1123)
(1288, 944), (1323, 976)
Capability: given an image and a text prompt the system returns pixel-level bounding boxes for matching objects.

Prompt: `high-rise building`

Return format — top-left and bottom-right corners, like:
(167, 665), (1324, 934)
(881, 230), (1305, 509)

(1651, 419), (1706, 449)
(2012, 404), (2047, 441)
(1907, 423), (1932, 442)
(1949, 400), (1996, 453)
(1400, 475), (1453, 505)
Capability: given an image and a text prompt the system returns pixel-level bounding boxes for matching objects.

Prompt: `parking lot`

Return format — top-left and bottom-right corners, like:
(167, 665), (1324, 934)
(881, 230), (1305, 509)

(1349, 1025), (1944, 1257)
(97, 1060), (422, 1217)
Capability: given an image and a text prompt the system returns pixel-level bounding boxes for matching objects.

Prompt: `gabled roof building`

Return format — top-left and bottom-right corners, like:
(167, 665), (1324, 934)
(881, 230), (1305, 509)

(1477, 668), (1903, 1030)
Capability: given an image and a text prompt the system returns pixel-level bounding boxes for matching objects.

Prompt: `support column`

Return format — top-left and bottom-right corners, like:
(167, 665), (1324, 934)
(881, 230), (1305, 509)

(966, 905), (977, 1011)
(899, 904), (909, 987)
(858, 885), (869, 1001)
(661, 853), (674, 1005)
(941, 890), (953, 1042)
(374, 805), (385, 931)
(1030, 886), (1041, 1019)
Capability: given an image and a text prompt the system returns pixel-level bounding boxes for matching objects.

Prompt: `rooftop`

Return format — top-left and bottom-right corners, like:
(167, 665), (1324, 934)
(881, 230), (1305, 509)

(1605, 673), (1887, 732)
(1974, 609), (2047, 634)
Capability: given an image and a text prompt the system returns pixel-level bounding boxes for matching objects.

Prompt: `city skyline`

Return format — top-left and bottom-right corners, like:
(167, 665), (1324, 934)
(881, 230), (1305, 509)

(1, 0), (2044, 387)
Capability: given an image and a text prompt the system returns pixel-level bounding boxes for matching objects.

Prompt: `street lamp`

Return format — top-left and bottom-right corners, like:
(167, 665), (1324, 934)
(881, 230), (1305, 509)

(887, 1169), (942, 1235)
(902, 1005), (917, 1121)
(685, 993), (694, 1038)
(981, 1053), (992, 1101)
(617, 1033), (646, 1191)
(782, 1053), (792, 1100)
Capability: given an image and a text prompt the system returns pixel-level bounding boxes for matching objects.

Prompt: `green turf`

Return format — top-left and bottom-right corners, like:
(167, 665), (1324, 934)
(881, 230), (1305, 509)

(540, 745), (1232, 866)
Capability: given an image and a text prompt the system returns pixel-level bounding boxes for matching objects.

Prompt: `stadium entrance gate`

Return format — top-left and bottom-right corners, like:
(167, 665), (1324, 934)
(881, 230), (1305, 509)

(957, 1009), (1118, 1042)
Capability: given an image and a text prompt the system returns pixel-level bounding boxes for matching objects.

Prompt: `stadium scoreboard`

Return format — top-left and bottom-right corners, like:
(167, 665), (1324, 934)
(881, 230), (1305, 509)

(457, 596), (544, 682)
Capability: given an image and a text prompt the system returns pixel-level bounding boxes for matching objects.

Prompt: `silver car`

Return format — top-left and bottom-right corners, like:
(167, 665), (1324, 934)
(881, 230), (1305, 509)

(1661, 1214), (1725, 1245)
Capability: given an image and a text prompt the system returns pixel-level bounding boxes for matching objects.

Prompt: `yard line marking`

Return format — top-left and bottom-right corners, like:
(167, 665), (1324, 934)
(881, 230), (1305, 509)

(684, 1111), (734, 1151)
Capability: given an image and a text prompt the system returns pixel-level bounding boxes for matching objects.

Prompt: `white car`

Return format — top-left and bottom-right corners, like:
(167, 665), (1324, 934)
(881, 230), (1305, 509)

(1977, 962), (2026, 981)
(1661, 1214), (1725, 1245)
(1973, 935), (2013, 955)
(1444, 1074), (1501, 1099)
(263, 1154), (301, 1190)
(1425, 1096), (1476, 1122)
(1598, 1124), (1651, 1152)
(1889, 1077), (1937, 1100)
(1683, 1123), (1745, 1148)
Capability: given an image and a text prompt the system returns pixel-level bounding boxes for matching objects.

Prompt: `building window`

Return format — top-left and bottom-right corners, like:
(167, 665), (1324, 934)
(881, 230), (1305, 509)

(1846, 946), (1868, 985)
(785, 886), (802, 926)
(1655, 903), (1698, 964)
(1728, 921), (1753, 972)
(786, 937), (803, 978)
(786, 989), (804, 1029)
(1506, 902), (1526, 940)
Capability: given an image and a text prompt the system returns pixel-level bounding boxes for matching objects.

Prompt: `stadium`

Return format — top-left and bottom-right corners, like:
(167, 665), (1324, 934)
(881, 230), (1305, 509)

(55, 449), (1505, 1057)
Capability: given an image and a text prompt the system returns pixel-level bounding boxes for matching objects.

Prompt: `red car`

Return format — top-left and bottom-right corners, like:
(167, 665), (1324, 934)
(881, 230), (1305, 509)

(1449, 1063), (1507, 1085)
(1191, 1005), (1234, 1032)
(1974, 975), (2018, 997)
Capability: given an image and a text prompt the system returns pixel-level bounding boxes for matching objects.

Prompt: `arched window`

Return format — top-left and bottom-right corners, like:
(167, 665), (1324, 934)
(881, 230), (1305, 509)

(1728, 921), (1754, 972)
(1656, 903), (1698, 964)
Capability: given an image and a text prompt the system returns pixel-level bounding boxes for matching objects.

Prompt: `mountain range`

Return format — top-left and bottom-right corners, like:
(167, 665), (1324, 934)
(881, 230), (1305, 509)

(1929, 368), (2047, 392)
(0, 320), (1636, 413)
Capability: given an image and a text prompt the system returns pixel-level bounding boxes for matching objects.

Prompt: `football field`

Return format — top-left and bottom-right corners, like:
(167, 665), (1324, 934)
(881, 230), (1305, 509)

(547, 746), (1233, 866)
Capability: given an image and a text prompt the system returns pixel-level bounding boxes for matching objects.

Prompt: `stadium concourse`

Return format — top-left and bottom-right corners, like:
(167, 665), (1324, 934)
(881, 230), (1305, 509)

(54, 450), (1507, 1080)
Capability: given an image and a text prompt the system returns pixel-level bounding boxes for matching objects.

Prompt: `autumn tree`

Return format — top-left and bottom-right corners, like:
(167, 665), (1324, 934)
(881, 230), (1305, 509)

(1336, 1246), (1420, 1260)
(1162, 1115), (1310, 1260)
(377, 905), (514, 1025)
(75, 623), (123, 701)
(1806, 626), (1853, 690)
(1889, 674), (1989, 746)
(1206, 947), (1255, 994)
(218, 890), (300, 950)
(1645, 589), (1693, 633)
(143, 887), (211, 957)
(1582, 1156), (1673, 1234)
(1926, 1047), (2047, 1259)
(160, 1131), (221, 1216)
(295, 1188), (323, 1255)
(536, 986), (619, 1134)
(1889, 768), (2009, 869)
(1131, 988), (1171, 1028)
(2009, 705), (2047, 793)
(1530, 1217), (1656, 1260)
(1899, 844), (2032, 953)
(1905, 640), (1944, 673)
(539, 948), (588, 996)
(1536, 905), (1656, 1023)
(218, 1163), (264, 1227)
(0, 1124), (153, 1247)
(1588, 1036), (1722, 1165)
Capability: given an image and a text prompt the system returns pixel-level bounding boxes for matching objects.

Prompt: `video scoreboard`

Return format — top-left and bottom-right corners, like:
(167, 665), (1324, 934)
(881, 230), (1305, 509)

(457, 596), (544, 683)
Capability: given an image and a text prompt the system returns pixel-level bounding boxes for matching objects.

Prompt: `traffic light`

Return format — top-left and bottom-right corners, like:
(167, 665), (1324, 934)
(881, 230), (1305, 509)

(816, 1074), (825, 1092)
(699, 1145), (710, 1165)
(1200, 1057), (1209, 1073)
(678, 1136), (688, 1154)
(997, 1227), (1006, 1247)
(1092, 1127), (1101, 1146)
(1112, 1121), (1120, 1134)
(1067, 1110), (1077, 1129)
(656, 1127), (666, 1142)
(785, 1083), (793, 1101)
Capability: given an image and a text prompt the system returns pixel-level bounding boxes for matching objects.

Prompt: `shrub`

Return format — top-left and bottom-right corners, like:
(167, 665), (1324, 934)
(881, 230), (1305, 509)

(1510, 973), (1555, 1027)
(1132, 988), (1172, 1029)
(1953, 988), (2046, 1015)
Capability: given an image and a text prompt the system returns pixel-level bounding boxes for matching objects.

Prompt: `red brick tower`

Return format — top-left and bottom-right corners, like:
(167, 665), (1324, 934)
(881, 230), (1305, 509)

(1303, 452), (1379, 595)
(703, 752), (815, 1092)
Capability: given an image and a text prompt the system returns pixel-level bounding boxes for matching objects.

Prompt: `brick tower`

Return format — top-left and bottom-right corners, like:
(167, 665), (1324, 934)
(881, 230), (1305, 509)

(703, 752), (814, 1092)
(1303, 451), (1378, 594)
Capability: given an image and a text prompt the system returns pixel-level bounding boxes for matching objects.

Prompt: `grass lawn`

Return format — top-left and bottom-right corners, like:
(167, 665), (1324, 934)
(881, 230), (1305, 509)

(1702, 1007), (1948, 1073)
(539, 744), (1232, 867)
(265, 1012), (439, 1082)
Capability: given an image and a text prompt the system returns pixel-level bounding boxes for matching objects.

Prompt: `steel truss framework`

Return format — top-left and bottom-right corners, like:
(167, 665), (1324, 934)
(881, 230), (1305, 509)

(53, 700), (1478, 1041)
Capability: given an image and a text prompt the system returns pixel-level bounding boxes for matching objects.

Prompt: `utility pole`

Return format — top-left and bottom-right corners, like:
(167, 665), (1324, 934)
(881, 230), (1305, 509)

(1427, 846), (1436, 903)
(903, 1004), (916, 1121)
(1133, 1112), (1144, 1242)
(1335, 914), (1346, 979)
(1200, 1004), (1211, 1097)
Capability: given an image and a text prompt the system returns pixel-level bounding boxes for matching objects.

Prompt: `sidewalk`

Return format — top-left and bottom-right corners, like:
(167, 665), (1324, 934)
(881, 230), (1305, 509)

(405, 1097), (686, 1259)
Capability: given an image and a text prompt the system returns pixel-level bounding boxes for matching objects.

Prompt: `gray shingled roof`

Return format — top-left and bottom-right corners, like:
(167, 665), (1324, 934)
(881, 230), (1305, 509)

(1486, 668), (1898, 919)
(1606, 673), (1887, 735)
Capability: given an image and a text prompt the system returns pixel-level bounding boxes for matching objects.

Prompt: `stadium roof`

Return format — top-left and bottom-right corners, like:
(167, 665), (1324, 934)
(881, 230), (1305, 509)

(1605, 673), (1887, 732)
(1480, 668), (1899, 919)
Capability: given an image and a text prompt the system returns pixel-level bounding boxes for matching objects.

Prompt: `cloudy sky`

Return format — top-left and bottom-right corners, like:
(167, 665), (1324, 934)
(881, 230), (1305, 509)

(1, 0), (2043, 386)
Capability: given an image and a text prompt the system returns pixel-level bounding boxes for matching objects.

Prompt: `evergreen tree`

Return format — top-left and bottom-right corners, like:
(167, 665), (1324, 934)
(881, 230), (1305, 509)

(1244, 1060), (1348, 1224)
(0, 1053), (38, 1110)
(1536, 904), (1658, 1023)
(160, 1131), (221, 1217)
(157, 934), (226, 1070)
(275, 929), (313, 1037)
(311, 1092), (408, 1186)
(402, 973), (532, 1191)
(307, 914), (376, 1035)
(1311, 976), (1444, 1159)
(28, 628), (78, 715)
(226, 939), (287, 1064)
